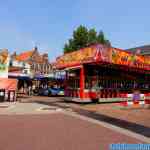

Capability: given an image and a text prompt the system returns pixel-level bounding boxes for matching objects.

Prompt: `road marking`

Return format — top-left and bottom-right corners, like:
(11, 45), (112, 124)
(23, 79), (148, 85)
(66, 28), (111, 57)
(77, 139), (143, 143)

(36, 107), (63, 112)
(62, 110), (150, 143)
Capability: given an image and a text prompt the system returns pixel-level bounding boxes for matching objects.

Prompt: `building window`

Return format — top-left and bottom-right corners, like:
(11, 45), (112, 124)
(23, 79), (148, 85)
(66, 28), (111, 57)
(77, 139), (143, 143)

(9, 61), (13, 67)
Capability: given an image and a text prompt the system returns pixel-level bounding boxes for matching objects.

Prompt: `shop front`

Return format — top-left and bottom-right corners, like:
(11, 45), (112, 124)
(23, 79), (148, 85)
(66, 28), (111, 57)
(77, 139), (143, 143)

(0, 49), (18, 101)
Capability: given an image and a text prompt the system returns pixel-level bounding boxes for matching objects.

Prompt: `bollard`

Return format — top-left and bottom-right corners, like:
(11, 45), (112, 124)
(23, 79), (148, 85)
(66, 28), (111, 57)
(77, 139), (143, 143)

(0, 89), (5, 102)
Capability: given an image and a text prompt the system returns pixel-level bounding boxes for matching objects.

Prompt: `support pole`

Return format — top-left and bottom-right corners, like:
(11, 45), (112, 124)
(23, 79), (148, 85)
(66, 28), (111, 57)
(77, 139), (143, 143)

(80, 66), (85, 99)
(64, 70), (68, 96)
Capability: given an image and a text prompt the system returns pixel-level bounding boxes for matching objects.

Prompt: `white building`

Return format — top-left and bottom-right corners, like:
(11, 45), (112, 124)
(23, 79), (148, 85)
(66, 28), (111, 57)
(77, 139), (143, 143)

(9, 58), (31, 78)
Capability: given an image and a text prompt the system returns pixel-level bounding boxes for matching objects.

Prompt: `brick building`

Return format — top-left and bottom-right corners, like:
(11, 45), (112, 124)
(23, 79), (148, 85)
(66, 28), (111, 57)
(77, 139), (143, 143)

(126, 45), (150, 56)
(11, 47), (52, 77)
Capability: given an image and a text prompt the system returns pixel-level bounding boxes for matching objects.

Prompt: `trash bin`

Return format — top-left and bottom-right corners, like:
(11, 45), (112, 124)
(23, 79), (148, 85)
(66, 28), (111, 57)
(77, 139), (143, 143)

(8, 90), (16, 102)
(0, 89), (5, 102)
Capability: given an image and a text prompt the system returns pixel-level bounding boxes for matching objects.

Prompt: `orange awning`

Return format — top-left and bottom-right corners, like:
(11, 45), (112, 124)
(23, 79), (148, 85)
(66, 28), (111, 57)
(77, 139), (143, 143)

(0, 78), (18, 91)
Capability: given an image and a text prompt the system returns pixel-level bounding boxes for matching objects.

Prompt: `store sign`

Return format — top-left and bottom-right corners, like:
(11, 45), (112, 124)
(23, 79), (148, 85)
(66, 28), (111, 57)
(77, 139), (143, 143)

(111, 48), (150, 70)
(56, 44), (110, 68)
(0, 49), (9, 78)
(56, 44), (150, 70)
(56, 45), (98, 68)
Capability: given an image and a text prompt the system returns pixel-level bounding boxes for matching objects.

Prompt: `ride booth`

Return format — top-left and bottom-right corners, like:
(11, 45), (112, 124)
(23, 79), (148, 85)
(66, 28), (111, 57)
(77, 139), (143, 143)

(0, 78), (18, 102)
(0, 49), (18, 102)
(55, 44), (150, 103)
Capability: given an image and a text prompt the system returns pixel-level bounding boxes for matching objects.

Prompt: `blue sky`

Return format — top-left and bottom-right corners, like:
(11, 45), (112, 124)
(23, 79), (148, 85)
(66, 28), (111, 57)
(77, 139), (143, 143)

(0, 0), (150, 61)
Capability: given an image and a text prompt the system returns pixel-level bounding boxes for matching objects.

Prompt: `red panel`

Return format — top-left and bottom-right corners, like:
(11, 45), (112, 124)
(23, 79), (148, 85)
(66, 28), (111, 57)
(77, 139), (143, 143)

(0, 78), (18, 91)
(79, 67), (85, 99)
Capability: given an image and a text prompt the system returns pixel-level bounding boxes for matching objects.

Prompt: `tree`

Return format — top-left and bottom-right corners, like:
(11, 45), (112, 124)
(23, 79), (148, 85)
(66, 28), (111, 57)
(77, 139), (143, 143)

(64, 43), (70, 53)
(73, 25), (89, 50)
(88, 28), (97, 45)
(64, 39), (76, 53)
(97, 31), (111, 47)
(63, 25), (111, 53)
(97, 31), (105, 44)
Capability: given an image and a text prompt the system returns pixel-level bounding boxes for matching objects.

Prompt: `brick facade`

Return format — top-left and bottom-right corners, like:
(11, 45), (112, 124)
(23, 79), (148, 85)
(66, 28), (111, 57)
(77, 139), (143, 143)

(11, 47), (52, 77)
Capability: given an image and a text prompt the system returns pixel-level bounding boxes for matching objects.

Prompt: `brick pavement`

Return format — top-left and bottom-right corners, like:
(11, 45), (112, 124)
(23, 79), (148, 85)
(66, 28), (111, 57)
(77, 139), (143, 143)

(0, 113), (144, 150)
(18, 96), (150, 128)
(0, 96), (149, 149)
(77, 103), (150, 128)
(0, 102), (59, 114)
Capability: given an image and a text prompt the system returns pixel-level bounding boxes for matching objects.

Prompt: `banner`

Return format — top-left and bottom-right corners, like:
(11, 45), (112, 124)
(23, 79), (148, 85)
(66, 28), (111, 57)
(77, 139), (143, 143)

(56, 44), (110, 68)
(0, 49), (9, 78)
(111, 48), (150, 70)
(56, 44), (150, 70)
(56, 46), (97, 68)
(0, 78), (18, 91)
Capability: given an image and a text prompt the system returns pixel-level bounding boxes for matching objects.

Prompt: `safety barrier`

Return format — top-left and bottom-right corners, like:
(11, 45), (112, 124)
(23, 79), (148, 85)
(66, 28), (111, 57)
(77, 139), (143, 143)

(120, 93), (150, 107)
(64, 88), (150, 103)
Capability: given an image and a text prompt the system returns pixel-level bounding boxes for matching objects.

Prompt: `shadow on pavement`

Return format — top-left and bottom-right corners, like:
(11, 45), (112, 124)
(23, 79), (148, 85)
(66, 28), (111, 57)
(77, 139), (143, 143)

(20, 97), (150, 138)
(36, 100), (150, 138)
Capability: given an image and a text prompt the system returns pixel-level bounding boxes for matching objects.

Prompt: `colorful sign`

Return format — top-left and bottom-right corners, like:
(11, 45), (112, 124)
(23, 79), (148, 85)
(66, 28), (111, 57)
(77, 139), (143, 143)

(111, 48), (150, 70)
(56, 44), (150, 71)
(56, 45), (97, 68)
(56, 44), (111, 68)
(144, 56), (150, 65)
(0, 49), (9, 78)
(95, 44), (112, 62)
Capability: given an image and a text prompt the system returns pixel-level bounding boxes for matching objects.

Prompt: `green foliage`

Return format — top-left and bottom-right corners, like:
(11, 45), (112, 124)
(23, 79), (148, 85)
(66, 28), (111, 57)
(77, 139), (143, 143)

(64, 25), (111, 53)
(88, 28), (97, 45)
(97, 31), (105, 44)
(73, 25), (89, 50)
(64, 43), (70, 53)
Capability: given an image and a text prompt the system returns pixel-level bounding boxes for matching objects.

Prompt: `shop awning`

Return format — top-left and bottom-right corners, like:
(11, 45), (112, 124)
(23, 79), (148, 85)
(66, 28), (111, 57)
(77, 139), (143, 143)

(0, 78), (18, 91)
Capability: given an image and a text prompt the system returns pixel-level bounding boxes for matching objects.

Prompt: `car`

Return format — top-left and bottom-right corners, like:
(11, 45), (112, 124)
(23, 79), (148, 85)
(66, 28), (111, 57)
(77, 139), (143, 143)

(48, 87), (64, 96)
(38, 88), (49, 96)
(38, 87), (64, 96)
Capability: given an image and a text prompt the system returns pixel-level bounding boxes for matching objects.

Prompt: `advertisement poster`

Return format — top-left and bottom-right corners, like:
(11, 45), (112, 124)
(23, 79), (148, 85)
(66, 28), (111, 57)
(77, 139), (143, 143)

(111, 48), (150, 69)
(0, 49), (9, 78)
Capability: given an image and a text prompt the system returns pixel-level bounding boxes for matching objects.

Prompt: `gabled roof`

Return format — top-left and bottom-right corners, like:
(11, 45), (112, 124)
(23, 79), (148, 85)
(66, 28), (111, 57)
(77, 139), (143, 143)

(15, 50), (34, 61)
(13, 48), (50, 64)
(126, 45), (150, 55)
